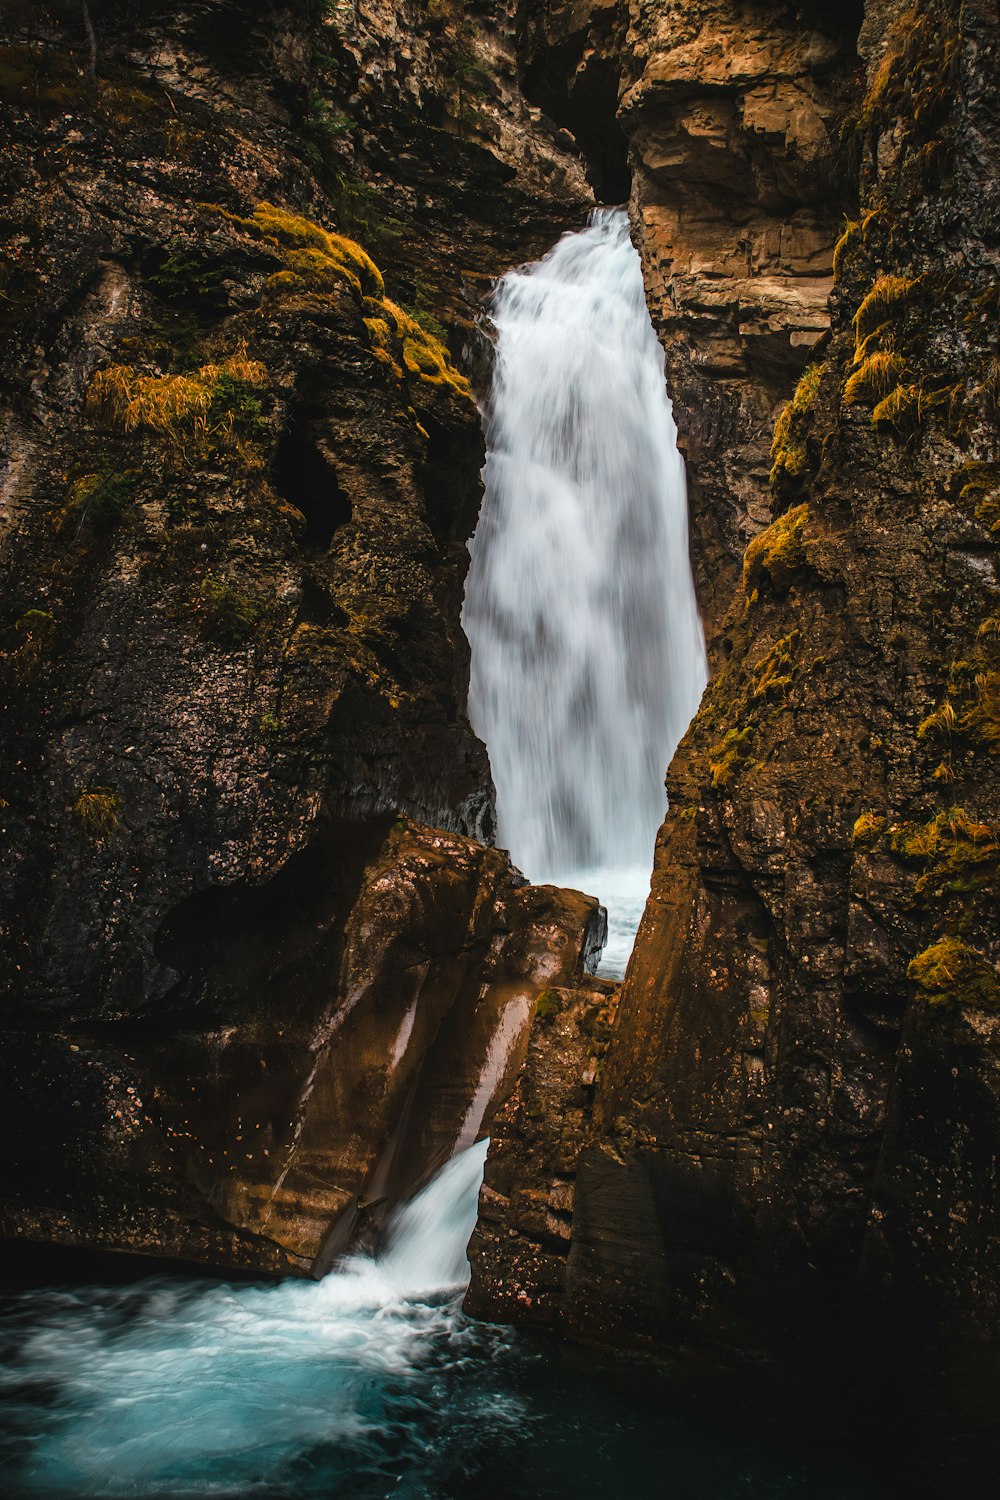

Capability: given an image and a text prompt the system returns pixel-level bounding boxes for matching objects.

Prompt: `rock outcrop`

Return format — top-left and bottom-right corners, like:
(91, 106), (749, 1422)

(517, 0), (864, 646)
(471, 0), (1000, 1352)
(2, 815), (603, 1273)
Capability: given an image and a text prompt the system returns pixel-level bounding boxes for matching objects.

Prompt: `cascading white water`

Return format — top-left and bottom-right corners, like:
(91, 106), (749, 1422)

(464, 209), (707, 975)
(0, 1143), (493, 1496)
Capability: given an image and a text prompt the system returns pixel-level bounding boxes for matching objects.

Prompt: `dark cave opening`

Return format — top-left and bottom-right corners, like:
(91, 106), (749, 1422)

(272, 424), (352, 549)
(522, 48), (631, 204)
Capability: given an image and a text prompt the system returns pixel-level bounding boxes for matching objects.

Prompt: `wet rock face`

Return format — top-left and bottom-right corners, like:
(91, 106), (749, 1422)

(465, 974), (618, 1328)
(1, 816), (604, 1274)
(518, 0), (864, 646)
(470, 0), (1000, 1352)
(0, 4), (594, 1269)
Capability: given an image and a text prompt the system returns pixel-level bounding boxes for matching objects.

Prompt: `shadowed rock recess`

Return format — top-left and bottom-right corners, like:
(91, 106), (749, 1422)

(1, 0), (998, 1361)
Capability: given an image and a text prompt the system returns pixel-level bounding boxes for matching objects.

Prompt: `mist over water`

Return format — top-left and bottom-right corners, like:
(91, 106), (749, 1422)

(463, 209), (707, 974)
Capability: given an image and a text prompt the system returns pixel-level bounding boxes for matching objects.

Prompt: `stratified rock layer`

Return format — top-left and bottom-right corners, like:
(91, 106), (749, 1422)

(517, 0), (863, 646)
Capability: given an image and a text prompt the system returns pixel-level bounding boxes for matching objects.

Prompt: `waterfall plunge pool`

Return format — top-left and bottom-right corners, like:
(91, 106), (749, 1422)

(0, 1139), (891, 1499)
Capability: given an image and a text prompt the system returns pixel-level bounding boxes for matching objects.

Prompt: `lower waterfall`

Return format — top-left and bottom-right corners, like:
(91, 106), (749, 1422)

(463, 209), (707, 975)
(0, 1144), (490, 1496)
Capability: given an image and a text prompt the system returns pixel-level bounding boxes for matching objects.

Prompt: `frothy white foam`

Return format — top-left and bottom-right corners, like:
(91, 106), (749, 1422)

(464, 209), (706, 969)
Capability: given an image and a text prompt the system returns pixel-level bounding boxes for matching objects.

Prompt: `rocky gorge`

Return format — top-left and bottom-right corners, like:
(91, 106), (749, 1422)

(1, 0), (999, 1463)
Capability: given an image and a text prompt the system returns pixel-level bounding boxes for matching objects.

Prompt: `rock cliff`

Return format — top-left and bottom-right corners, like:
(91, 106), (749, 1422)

(0, 0), (597, 1272)
(516, 0), (863, 646)
(2, 0), (998, 1359)
(471, 0), (1000, 1353)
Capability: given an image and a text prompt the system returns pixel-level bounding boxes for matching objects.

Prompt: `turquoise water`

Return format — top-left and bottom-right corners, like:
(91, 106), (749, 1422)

(0, 1142), (891, 1500)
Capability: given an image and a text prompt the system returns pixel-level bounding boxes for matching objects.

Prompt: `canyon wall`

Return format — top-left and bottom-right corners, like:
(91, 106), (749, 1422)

(2, 0), (998, 1349)
(471, 0), (1000, 1351)
(0, 0), (598, 1272)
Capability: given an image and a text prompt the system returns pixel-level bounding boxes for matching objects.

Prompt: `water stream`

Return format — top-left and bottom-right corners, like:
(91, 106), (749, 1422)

(464, 208), (707, 976)
(0, 1136), (882, 1498)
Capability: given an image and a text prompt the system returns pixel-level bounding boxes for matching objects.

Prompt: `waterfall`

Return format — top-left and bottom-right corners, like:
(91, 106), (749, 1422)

(464, 209), (707, 975)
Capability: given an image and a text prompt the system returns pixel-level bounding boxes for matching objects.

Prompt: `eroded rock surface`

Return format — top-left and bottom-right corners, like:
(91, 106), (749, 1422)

(0, 2), (594, 1271)
(517, 0), (864, 645)
(2, 816), (603, 1273)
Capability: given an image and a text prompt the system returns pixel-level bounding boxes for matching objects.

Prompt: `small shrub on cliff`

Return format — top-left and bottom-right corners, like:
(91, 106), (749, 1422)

(199, 575), (262, 647)
(147, 241), (228, 317)
(73, 788), (120, 839)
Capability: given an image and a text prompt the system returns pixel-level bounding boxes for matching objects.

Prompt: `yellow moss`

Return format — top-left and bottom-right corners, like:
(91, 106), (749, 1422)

(751, 629), (800, 703)
(917, 700), (957, 740)
(769, 364), (824, 490)
(199, 203), (472, 405)
(363, 317), (392, 351)
(742, 504), (809, 596)
(892, 809), (998, 897)
(872, 383), (921, 429)
(853, 275), (917, 342)
(832, 219), (862, 280)
(853, 812), (886, 845)
(908, 936), (1000, 1010)
(709, 727), (755, 790)
(844, 350), (905, 406)
(963, 672), (1000, 746)
(86, 349), (267, 447)
(861, 8), (960, 141)
(379, 299), (473, 400)
(250, 202), (385, 299)
(73, 788), (120, 839)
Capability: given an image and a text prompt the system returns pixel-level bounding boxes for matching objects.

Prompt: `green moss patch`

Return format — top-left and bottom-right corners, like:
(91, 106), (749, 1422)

(199, 576), (263, 647)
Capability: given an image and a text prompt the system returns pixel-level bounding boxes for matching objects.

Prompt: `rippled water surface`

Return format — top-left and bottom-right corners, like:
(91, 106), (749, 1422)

(0, 1141), (893, 1500)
